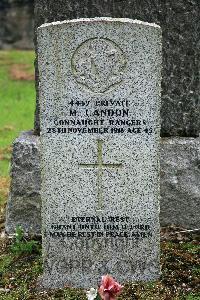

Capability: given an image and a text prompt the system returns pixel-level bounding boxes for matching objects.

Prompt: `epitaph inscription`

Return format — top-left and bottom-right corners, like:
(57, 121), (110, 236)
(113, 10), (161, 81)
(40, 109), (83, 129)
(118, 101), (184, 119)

(38, 18), (162, 289)
(71, 38), (126, 93)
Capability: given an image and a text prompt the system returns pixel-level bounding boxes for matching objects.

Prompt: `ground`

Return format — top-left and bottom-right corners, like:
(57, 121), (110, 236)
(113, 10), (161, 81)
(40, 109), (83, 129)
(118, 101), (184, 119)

(0, 51), (199, 300)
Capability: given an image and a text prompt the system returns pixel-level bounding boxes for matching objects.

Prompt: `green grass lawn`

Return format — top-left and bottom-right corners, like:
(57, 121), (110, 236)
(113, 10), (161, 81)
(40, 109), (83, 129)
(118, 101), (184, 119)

(0, 50), (35, 177)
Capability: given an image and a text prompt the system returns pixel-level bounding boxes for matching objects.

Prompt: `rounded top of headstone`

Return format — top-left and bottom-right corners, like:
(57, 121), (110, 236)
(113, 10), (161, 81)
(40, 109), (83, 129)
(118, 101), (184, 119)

(38, 17), (161, 30)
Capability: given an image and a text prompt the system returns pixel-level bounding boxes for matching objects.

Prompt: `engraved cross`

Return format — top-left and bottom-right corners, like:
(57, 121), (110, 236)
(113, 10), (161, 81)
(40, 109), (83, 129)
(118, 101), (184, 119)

(79, 140), (122, 210)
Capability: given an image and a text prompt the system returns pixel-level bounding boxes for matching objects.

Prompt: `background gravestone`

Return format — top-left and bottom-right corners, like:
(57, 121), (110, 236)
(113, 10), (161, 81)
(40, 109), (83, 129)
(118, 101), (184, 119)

(0, 0), (34, 49)
(38, 18), (161, 288)
(6, 131), (41, 235)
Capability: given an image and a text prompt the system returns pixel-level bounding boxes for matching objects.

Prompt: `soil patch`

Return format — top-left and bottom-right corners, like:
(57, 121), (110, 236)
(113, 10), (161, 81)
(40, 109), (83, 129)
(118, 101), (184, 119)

(0, 177), (10, 232)
(0, 177), (10, 198)
(9, 64), (34, 81)
(0, 146), (12, 161)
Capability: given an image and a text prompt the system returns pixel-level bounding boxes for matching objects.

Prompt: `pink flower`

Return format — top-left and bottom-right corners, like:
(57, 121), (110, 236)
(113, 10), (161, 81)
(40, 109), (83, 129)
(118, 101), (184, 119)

(98, 275), (123, 300)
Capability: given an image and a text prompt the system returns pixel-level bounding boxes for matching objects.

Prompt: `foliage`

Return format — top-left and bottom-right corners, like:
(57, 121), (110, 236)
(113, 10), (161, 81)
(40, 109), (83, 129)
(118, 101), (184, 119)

(10, 226), (41, 256)
(185, 294), (200, 300)
(95, 293), (102, 300)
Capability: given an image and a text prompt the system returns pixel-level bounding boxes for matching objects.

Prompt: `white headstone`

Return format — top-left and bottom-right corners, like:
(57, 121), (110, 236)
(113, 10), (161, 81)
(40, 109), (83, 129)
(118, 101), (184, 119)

(38, 18), (162, 289)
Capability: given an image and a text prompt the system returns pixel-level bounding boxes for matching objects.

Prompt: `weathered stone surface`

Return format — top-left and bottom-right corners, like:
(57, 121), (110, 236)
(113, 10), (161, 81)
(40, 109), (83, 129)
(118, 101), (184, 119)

(5, 131), (41, 235)
(34, 0), (200, 137)
(6, 135), (199, 236)
(0, 0), (34, 49)
(38, 18), (161, 288)
(160, 137), (200, 229)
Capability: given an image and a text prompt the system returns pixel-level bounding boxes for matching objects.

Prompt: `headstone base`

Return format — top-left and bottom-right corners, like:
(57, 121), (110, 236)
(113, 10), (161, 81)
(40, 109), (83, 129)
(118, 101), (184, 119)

(6, 136), (200, 235)
(160, 137), (200, 229)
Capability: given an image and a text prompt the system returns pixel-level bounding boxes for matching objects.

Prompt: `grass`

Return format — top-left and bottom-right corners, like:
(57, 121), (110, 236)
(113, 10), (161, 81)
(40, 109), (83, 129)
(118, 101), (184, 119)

(0, 50), (35, 177)
(0, 230), (199, 299)
(0, 49), (36, 258)
(0, 51), (199, 299)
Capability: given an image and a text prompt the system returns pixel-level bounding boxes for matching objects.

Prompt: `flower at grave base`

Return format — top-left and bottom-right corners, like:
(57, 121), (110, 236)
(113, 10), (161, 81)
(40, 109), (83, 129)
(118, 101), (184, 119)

(98, 275), (123, 300)
(86, 287), (98, 300)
